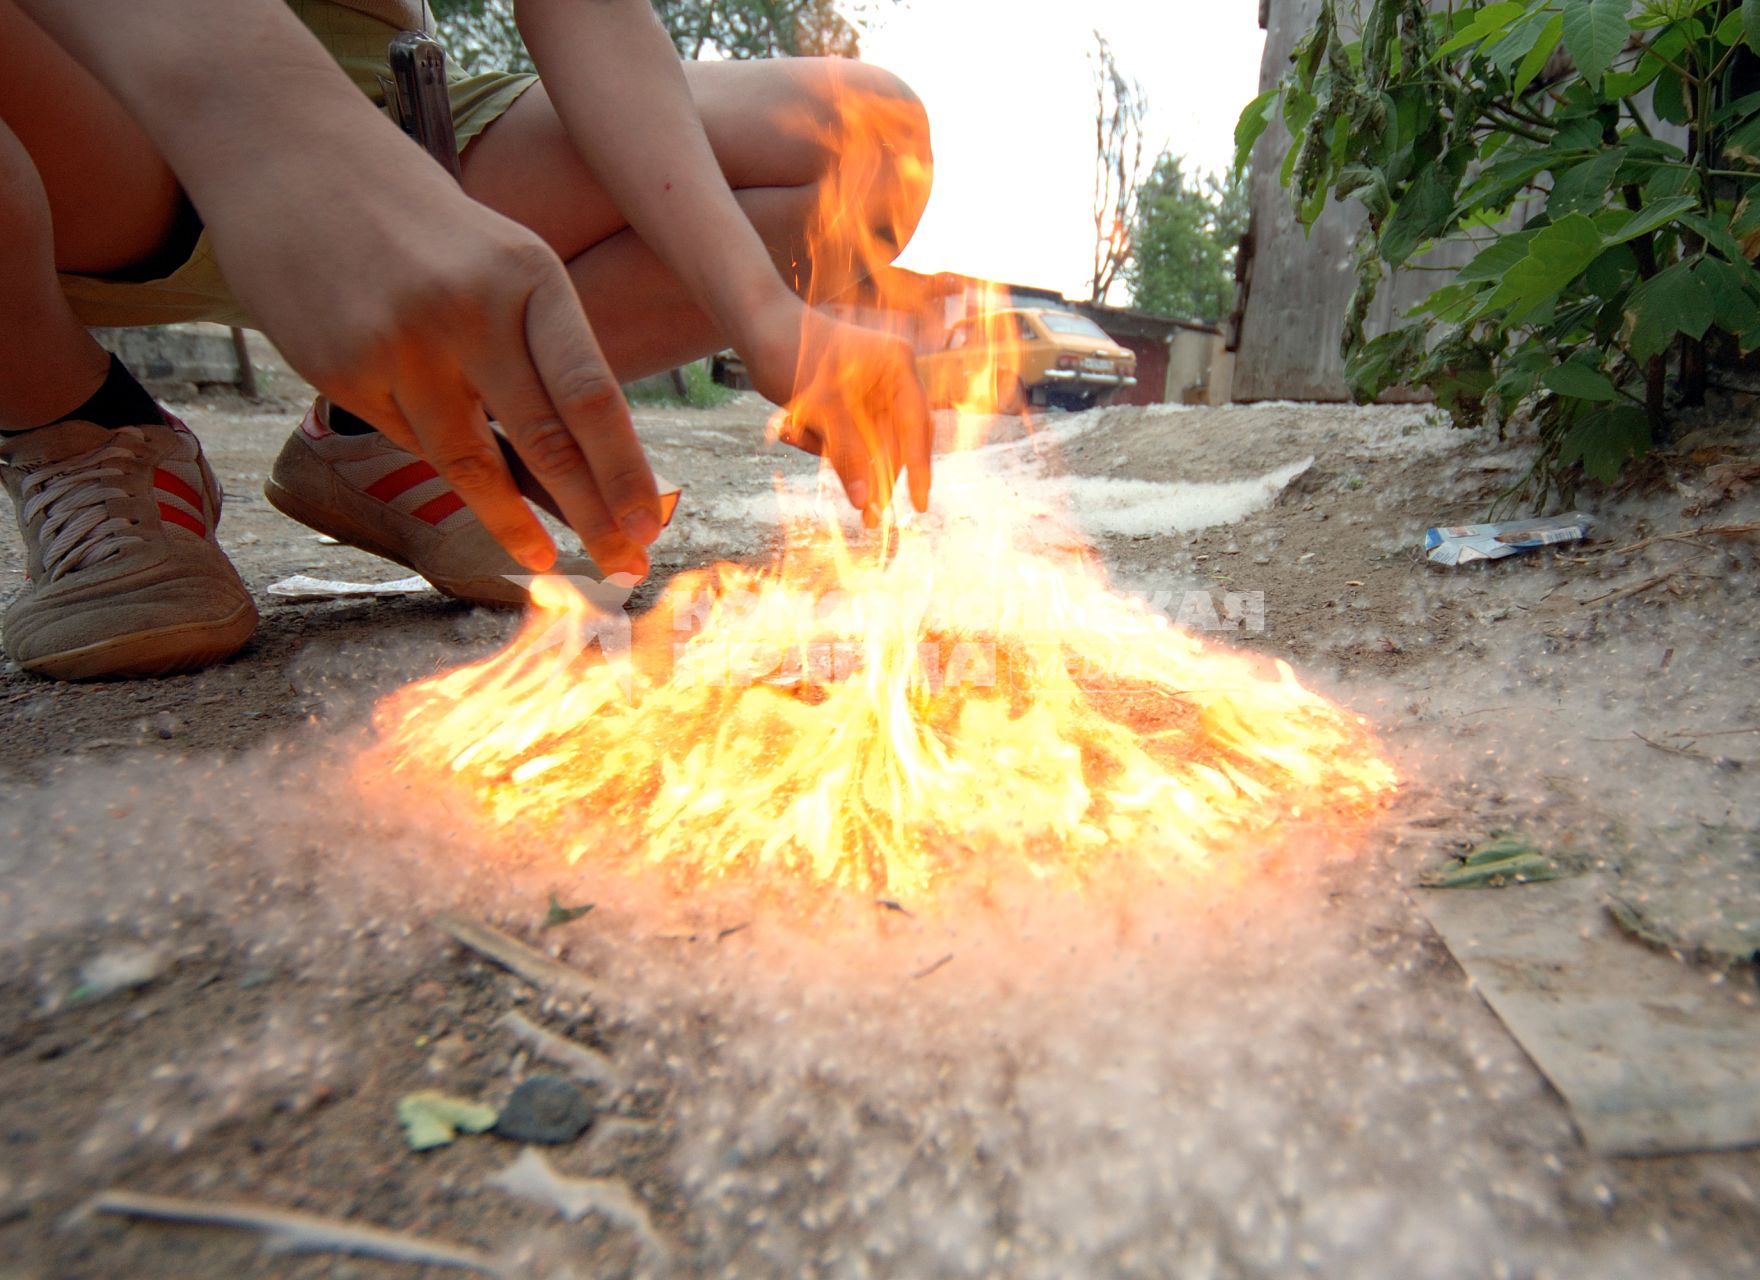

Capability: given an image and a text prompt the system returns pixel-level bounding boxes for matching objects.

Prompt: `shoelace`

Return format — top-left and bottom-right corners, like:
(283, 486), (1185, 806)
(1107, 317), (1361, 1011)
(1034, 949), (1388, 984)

(17, 428), (151, 581)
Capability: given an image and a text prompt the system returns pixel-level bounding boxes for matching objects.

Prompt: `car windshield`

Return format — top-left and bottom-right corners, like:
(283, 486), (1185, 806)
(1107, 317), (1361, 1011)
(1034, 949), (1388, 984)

(1037, 312), (1111, 340)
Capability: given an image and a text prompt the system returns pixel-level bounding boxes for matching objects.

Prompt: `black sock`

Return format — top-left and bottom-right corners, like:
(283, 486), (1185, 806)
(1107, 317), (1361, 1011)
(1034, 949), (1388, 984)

(14, 354), (168, 433)
(327, 405), (379, 436)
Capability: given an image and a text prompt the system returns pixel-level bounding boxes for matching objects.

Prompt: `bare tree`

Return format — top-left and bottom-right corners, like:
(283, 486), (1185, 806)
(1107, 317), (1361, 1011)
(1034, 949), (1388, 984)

(1088, 32), (1149, 305)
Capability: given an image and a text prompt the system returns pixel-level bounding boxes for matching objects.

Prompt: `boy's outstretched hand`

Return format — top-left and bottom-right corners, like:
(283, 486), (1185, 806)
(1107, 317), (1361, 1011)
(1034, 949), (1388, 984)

(745, 303), (933, 525)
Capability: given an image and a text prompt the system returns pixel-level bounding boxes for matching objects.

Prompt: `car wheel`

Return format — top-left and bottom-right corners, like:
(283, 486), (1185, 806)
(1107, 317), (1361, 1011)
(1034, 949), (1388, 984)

(993, 373), (1027, 416)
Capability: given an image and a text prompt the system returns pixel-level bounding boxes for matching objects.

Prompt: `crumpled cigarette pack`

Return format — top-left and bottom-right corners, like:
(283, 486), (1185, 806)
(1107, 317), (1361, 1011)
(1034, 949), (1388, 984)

(1424, 512), (1594, 566)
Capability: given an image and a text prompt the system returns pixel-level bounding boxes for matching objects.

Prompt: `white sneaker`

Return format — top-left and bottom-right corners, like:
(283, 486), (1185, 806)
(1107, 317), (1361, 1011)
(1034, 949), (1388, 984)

(264, 403), (607, 606)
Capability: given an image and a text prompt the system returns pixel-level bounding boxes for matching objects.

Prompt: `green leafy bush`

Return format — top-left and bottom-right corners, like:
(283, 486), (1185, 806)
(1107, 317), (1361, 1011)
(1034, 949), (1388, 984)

(1238, 0), (1760, 502)
(625, 361), (739, 409)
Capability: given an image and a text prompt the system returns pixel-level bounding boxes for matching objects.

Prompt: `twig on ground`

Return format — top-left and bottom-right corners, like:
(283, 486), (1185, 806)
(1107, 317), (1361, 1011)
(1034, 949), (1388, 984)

(1633, 732), (1699, 759)
(913, 954), (953, 980)
(89, 1190), (503, 1276)
(1580, 570), (1678, 607)
(484, 1149), (668, 1259)
(497, 1010), (620, 1086)
(1595, 521), (1760, 557)
(1665, 725), (1760, 739)
(434, 914), (596, 1004)
(1633, 732), (1742, 769)
(584, 1115), (661, 1156)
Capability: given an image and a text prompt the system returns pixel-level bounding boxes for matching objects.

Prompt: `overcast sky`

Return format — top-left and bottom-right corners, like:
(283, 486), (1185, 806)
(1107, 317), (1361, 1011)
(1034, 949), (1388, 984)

(858, 0), (1267, 300)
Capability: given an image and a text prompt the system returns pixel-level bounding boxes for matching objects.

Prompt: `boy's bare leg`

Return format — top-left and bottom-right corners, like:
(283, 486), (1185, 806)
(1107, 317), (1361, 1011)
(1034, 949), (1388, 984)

(0, 2), (257, 679)
(0, 117), (109, 431)
(0, 0), (185, 430)
(459, 58), (931, 383)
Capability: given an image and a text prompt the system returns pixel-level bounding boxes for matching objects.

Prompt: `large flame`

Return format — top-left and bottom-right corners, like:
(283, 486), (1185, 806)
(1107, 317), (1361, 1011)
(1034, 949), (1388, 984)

(365, 75), (1396, 908)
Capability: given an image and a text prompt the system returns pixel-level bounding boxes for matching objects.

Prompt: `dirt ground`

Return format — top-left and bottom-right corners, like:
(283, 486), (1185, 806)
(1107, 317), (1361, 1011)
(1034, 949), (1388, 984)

(2, 346), (1758, 1278)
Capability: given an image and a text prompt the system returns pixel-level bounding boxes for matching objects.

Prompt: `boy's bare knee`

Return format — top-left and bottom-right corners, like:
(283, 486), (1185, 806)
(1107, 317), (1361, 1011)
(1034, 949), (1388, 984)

(812, 60), (932, 252)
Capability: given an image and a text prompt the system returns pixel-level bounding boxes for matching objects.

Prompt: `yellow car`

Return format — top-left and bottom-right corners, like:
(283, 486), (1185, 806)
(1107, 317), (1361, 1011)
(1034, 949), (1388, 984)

(916, 307), (1138, 413)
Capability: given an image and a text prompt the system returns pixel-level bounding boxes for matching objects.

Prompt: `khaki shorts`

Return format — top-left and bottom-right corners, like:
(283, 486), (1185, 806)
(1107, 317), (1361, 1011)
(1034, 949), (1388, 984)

(57, 1), (536, 329)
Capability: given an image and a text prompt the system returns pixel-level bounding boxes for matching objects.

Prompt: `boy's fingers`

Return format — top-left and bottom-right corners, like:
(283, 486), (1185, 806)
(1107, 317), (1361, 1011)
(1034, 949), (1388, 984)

(893, 355), (934, 513)
(824, 415), (878, 514)
(523, 273), (661, 549)
(465, 340), (646, 577)
(393, 374), (556, 571)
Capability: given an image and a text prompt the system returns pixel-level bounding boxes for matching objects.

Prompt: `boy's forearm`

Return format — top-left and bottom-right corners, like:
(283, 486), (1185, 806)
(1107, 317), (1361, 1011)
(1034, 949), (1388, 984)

(514, 0), (802, 346)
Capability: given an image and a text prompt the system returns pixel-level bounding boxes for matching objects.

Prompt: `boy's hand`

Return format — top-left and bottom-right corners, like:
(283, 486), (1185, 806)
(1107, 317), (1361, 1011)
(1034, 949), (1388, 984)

(746, 303), (933, 524)
(211, 154), (661, 578)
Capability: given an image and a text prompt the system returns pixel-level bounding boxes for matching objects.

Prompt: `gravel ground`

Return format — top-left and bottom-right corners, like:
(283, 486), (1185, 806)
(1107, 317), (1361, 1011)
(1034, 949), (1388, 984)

(1, 349), (1758, 1278)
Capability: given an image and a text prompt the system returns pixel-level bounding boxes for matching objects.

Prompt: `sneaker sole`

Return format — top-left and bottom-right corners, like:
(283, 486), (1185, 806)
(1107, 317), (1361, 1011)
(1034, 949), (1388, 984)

(19, 600), (259, 681)
(264, 476), (529, 607)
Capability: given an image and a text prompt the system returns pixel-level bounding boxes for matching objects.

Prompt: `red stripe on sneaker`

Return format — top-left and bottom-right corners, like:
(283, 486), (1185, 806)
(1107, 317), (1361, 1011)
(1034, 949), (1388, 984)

(158, 501), (207, 537)
(365, 460), (441, 502)
(154, 467), (204, 512)
(412, 492), (467, 525)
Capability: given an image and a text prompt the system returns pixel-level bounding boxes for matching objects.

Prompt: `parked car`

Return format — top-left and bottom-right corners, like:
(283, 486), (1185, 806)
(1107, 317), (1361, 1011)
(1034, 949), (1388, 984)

(916, 308), (1137, 413)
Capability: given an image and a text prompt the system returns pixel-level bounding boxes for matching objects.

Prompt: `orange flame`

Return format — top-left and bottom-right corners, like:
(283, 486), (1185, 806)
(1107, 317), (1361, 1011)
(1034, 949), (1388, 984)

(364, 75), (1397, 910)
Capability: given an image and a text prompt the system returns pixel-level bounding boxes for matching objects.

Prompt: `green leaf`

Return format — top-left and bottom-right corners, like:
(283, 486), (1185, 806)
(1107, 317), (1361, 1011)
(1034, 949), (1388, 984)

(1583, 240), (1639, 294)
(1642, 162), (1700, 201)
(1604, 194), (1699, 244)
(1559, 404), (1652, 482)
(1715, 92), (1760, 135)
(1547, 147), (1627, 216)
(541, 891), (594, 930)
(1734, 196), (1760, 237)
(1543, 360), (1623, 400)
(1623, 259), (1716, 361)
(1380, 166), (1455, 265)
(1717, 7), (1746, 44)
(1653, 67), (1689, 124)
(1456, 226), (1540, 285)
(1484, 7), (1561, 72)
(397, 1091), (498, 1152)
(1487, 213), (1607, 318)
(1491, 349), (1548, 412)
(1726, 113), (1760, 166)
(1438, 1), (1526, 56)
(1235, 89), (1279, 176)
(1562, 0), (1634, 88)
(1344, 327), (1425, 400)
(1694, 256), (1760, 333)
(1747, 0), (1760, 53)
(1678, 211), (1746, 262)
(1515, 13), (1568, 92)
(1421, 832), (1570, 889)
(1602, 52), (1666, 98)
(1461, 145), (1580, 211)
